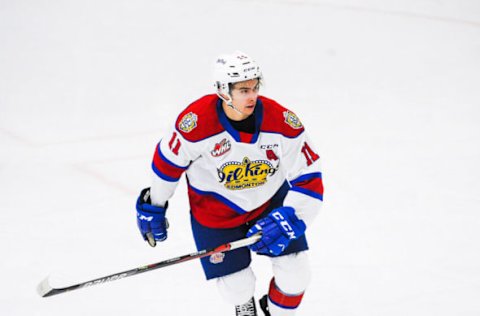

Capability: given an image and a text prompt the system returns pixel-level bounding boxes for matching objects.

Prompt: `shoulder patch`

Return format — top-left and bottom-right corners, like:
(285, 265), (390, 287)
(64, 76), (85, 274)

(174, 95), (224, 142)
(178, 112), (198, 133)
(283, 110), (303, 129)
(259, 96), (305, 138)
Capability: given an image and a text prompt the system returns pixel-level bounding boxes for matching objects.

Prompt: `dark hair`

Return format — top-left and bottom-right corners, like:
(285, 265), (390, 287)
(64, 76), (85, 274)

(228, 77), (262, 94)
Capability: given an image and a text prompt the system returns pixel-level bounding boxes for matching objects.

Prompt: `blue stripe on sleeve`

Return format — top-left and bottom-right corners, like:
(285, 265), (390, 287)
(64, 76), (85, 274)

(290, 172), (322, 186)
(152, 162), (181, 182)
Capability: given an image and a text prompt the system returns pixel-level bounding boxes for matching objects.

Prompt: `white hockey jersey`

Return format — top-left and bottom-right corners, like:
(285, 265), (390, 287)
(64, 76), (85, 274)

(150, 95), (323, 229)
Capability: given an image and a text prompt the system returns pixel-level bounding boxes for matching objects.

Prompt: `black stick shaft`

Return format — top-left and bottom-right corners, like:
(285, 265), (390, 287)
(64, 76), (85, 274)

(37, 233), (261, 297)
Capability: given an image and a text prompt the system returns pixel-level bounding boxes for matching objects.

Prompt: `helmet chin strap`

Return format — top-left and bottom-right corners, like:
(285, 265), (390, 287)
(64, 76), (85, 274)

(217, 92), (244, 116)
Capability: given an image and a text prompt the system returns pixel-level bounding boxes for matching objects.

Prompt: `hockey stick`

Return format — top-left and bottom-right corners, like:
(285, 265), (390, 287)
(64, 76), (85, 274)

(37, 233), (261, 298)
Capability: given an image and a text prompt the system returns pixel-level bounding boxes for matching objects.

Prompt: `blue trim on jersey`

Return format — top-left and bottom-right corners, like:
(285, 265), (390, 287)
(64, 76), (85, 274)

(216, 98), (264, 144)
(251, 99), (263, 143)
(290, 172), (322, 185)
(188, 184), (248, 214)
(157, 142), (189, 170)
(268, 298), (298, 310)
(217, 98), (241, 142)
(151, 162), (181, 182)
(290, 186), (323, 201)
(258, 129), (305, 139)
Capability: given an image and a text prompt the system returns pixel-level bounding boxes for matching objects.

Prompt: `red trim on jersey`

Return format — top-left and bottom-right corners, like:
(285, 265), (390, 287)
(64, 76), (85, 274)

(152, 145), (185, 180)
(239, 132), (254, 143)
(268, 278), (304, 309)
(292, 177), (324, 196)
(188, 186), (272, 229)
(175, 95), (225, 142)
(259, 96), (305, 138)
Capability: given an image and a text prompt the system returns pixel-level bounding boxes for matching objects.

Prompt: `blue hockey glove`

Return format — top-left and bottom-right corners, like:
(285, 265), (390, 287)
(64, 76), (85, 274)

(247, 207), (306, 256)
(136, 187), (168, 247)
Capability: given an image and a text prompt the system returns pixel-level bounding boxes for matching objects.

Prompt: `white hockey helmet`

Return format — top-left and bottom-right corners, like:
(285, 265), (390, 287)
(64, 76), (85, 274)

(213, 51), (262, 98)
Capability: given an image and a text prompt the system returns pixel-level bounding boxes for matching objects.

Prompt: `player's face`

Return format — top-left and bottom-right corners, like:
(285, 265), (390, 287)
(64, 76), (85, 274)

(230, 79), (260, 118)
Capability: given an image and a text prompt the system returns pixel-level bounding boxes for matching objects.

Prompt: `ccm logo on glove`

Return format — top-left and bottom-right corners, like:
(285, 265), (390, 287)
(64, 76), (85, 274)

(136, 187), (169, 246)
(271, 211), (297, 240)
(247, 206), (306, 256)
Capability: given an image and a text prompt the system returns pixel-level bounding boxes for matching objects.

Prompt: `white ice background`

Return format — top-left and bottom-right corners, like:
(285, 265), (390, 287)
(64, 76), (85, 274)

(1, 0), (480, 315)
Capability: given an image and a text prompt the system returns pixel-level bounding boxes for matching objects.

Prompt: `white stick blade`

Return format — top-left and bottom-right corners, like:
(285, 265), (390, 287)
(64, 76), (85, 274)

(37, 277), (53, 297)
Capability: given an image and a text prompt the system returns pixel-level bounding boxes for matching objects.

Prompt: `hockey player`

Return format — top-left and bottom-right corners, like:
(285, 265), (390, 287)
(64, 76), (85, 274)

(136, 51), (324, 316)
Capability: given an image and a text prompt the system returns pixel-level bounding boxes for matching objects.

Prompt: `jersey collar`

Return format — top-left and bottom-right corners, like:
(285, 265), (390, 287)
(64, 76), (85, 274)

(216, 98), (263, 144)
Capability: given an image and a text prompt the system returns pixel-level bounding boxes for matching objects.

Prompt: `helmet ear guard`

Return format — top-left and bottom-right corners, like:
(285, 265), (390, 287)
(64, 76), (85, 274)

(215, 80), (226, 94)
(214, 80), (232, 106)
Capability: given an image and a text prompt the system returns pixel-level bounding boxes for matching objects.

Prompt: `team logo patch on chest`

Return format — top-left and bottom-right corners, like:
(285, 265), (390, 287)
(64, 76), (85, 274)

(283, 111), (303, 129)
(178, 112), (198, 133)
(211, 138), (231, 157)
(217, 157), (278, 190)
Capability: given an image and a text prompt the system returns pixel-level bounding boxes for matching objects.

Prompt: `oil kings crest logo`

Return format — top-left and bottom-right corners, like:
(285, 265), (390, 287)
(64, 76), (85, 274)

(283, 111), (303, 129)
(178, 112), (198, 133)
(217, 157), (278, 190)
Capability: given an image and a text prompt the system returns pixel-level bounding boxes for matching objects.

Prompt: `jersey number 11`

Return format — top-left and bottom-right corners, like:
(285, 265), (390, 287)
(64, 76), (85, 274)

(169, 132), (181, 155)
(301, 142), (319, 166)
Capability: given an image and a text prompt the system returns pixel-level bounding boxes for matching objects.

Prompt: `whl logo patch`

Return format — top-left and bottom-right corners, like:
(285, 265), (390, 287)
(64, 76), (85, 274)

(217, 157), (278, 190)
(211, 138), (231, 157)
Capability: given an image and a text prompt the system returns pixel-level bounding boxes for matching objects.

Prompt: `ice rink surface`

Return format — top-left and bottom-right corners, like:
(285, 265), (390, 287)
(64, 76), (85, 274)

(1, 0), (480, 315)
